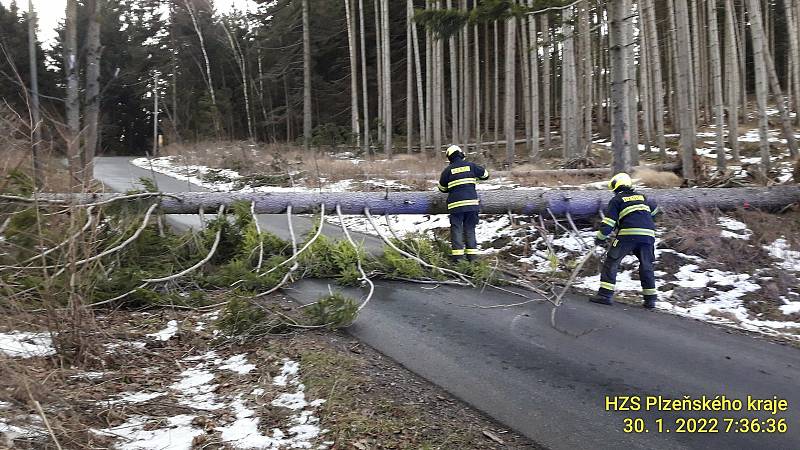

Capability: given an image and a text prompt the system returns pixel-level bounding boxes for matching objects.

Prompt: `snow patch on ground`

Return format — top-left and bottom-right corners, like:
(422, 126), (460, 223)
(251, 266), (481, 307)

(0, 332), (54, 358)
(95, 415), (202, 450)
(147, 320), (178, 341)
(220, 354), (257, 375)
(717, 216), (752, 240)
(764, 238), (800, 271)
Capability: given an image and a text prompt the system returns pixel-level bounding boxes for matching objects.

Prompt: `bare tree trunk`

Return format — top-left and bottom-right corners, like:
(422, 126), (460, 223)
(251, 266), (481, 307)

(707, 0), (726, 171)
(579, 1), (592, 156)
(152, 74), (159, 157)
(410, 0), (425, 149)
(64, 0), (80, 184)
(503, 11), (517, 167)
(675, 0), (697, 182)
(474, 14), (481, 147)
(541, 14), (551, 150)
(446, 0), (459, 144)
(302, 0), (313, 151)
(375, 0), (384, 145)
(643, 0), (666, 159)
(405, 0), (412, 153)
(359, 0), (370, 152)
(610, 0), (632, 174)
(170, 3), (180, 140)
(380, 0), (392, 157)
(787, 0), (800, 126)
(527, 0), (540, 160)
(345, 0), (361, 149)
(519, 20), (533, 158)
(461, 0), (471, 146)
(763, 48), (799, 158)
(724, 0), (740, 161)
(561, 5), (579, 159)
(690, 0), (704, 123)
(667, 0), (680, 132)
(432, 2), (443, 153)
(493, 20), (500, 152)
(746, 0), (771, 172)
(627, 0), (639, 166)
(738, 0), (747, 119)
(27, 0), (42, 186)
(183, 0), (218, 136)
(640, 22), (654, 155)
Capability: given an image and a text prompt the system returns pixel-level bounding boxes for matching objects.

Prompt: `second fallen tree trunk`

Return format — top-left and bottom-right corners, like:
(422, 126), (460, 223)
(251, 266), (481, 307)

(15, 185), (800, 217)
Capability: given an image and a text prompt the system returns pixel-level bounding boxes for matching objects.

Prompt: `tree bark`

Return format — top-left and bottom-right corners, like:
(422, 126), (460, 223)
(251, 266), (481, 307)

(746, 0), (772, 172)
(359, 0), (370, 152)
(503, 12), (517, 167)
(345, 0), (361, 150)
(786, 0), (800, 127)
(27, 0), (42, 186)
(405, 0), (413, 153)
(42, 186), (800, 216)
(762, 47), (799, 158)
(64, 0), (80, 184)
(380, 0), (392, 157)
(561, 6), (579, 159)
(302, 0), (312, 151)
(642, 0), (666, 159)
(724, 0), (741, 162)
(626, 0), (639, 166)
(578, 1), (592, 156)
(707, 0), (726, 171)
(541, 14), (551, 150)
(519, 21), (533, 158)
(527, 0), (540, 160)
(609, 0), (632, 174)
(674, 0), (697, 181)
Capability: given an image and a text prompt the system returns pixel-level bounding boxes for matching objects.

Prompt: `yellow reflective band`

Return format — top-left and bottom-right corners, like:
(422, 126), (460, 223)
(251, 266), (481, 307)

(451, 249), (465, 256)
(465, 248), (480, 255)
(451, 166), (471, 175)
(478, 170), (489, 180)
(622, 195), (645, 202)
(618, 228), (656, 237)
(595, 230), (608, 240)
(437, 184), (448, 192)
(600, 282), (615, 291)
(447, 199), (480, 209)
(447, 178), (477, 189)
(619, 204), (652, 220)
(643, 288), (658, 296)
(602, 217), (616, 227)
(651, 206), (661, 216)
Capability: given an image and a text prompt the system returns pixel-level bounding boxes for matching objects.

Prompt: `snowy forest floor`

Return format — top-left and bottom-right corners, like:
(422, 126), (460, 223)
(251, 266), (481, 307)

(134, 121), (800, 343)
(0, 293), (534, 449)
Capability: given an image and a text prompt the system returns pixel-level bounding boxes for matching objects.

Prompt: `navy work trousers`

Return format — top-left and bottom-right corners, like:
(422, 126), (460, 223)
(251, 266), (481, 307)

(598, 238), (657, 302)
(449, 211), (479, 260)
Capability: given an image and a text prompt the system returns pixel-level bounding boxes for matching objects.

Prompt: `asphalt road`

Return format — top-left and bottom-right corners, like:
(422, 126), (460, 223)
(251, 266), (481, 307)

(94, 156), (800, 450)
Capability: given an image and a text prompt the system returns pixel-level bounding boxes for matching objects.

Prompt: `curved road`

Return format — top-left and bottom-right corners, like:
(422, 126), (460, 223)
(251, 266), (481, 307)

(95, 157), (800, 450)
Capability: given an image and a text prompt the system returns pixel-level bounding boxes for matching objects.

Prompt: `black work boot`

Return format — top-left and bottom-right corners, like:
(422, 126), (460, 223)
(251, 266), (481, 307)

(643, 297), (657, 309)
(590, 295), (613, 306)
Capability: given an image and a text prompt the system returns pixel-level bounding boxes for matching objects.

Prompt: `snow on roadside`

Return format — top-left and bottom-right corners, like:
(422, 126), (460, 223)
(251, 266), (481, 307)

(717, 216), (752, 240)
(93, 321), (329, 450)
(0, 332), (55, 358)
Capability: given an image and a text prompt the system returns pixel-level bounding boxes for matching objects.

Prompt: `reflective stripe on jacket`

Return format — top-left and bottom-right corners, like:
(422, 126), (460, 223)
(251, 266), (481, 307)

(597, 188), (659, 242)
(437, 157), (489, 213)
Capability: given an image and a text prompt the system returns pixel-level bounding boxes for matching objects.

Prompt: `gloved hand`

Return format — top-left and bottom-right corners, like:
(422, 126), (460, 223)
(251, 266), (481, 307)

(594, 237), (606, 247)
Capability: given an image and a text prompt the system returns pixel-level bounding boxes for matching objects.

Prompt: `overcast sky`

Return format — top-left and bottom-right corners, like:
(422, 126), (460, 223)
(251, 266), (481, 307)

(1, 0), (258, 47)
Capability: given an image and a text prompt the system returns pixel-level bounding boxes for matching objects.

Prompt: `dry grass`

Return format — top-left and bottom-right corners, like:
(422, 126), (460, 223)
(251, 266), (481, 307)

(633, 168), (683, 188)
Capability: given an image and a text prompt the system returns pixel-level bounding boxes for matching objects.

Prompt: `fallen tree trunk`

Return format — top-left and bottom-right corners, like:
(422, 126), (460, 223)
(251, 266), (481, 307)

(12, 185), (800, 217)
(504, 162), (681, 178)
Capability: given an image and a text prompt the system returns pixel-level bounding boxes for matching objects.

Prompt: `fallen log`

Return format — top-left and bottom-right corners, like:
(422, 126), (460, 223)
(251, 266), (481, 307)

(503, 162), (681, 178)
(11, 185), (800, 217)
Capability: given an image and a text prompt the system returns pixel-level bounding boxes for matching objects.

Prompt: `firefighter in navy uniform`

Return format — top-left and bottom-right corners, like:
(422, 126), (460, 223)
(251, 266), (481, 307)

(437, 145), (490, 262)
(591, 173), (660, 309)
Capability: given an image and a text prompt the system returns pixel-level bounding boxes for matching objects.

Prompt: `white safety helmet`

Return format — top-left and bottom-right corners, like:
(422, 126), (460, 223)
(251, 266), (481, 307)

(445, 144), (464, 161)
(608, 172), (633, 191)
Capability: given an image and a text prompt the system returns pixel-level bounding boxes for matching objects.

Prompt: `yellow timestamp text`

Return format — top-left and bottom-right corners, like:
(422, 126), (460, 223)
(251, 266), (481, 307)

(622, 417), (788, 434)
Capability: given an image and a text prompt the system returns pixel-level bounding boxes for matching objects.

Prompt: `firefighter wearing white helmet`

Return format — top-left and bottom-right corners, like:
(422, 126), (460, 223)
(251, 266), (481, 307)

(591, 172), (661, 309)
(437, 145), (490, 262)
